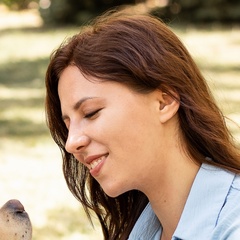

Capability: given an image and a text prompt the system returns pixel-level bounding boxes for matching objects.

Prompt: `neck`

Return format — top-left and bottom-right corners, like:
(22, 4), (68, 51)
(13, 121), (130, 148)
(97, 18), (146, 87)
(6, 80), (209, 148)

(143, 149), (200, 239)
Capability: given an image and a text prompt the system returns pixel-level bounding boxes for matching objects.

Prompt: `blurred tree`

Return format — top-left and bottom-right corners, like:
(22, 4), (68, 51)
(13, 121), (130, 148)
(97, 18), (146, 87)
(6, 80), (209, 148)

(39, 0), (137, 25)
(2, 0), (38, 9)
(6, 0), (238, 24)
(43, 0), (240, 25)
(151, 0), (240, 23)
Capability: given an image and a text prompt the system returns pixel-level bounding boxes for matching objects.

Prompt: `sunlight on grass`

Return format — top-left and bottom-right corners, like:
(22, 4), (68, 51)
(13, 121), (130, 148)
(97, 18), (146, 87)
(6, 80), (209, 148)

(0, 10), (103, 239)
(178, 28), (240, 67)
(0, 28), (78, 63)
(0, 86), (44, 99)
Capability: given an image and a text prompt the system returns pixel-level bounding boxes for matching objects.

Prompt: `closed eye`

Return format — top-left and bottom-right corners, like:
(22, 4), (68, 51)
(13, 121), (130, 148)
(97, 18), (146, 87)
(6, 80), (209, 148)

(84, 108), (103, 119)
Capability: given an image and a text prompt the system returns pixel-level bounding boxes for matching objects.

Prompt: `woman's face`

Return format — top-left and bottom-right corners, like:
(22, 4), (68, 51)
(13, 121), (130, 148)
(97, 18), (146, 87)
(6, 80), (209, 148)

(58, 65), (175, 197)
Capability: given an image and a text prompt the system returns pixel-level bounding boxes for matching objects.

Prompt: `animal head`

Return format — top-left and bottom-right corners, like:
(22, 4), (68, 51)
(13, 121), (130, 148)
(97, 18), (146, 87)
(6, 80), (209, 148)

(0, 199), (32, 240)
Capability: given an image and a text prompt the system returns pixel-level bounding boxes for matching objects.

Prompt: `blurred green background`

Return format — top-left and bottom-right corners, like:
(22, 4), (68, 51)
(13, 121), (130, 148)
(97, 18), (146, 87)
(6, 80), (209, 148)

(2, 0), (240, 25)
(0, 1), (239, 239)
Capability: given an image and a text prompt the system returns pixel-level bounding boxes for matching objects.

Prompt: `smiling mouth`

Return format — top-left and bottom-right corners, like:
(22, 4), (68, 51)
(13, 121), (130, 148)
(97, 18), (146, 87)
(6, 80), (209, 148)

(90, 154), (108, 170)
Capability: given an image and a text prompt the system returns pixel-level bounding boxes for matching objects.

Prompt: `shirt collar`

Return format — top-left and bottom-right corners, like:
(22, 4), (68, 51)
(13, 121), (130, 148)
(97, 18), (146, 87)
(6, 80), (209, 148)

(173, 163), (235, 239)
(128, 202), (161, 239)
(128, 163), (235, 240)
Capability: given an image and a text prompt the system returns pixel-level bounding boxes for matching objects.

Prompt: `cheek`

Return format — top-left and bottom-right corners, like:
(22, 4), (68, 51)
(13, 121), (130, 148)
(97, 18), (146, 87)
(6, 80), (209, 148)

(88, 104), (160, 155)
(111, 111), (159, 155)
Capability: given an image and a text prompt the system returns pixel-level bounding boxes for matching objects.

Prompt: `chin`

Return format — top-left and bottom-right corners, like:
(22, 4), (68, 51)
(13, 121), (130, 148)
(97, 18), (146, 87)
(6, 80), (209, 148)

(101, 182), (129, 198)
(103, 187), (123, 198)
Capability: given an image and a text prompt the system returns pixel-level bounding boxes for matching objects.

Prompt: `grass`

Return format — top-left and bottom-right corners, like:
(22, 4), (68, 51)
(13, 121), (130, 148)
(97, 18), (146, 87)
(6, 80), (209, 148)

(0, 10), (101, 239)
(0, 8), (239, 240)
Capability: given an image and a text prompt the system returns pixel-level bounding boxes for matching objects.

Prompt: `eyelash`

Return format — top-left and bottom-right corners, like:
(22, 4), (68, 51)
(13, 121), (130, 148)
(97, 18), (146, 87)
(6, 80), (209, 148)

(84, 109), (102, 119)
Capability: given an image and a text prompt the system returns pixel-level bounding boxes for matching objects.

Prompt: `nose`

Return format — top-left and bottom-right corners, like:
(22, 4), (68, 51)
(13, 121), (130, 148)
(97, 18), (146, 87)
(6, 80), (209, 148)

(65, 128), (90, 154)
(2, 199), (25, 213)
(1, 199), (30, 220)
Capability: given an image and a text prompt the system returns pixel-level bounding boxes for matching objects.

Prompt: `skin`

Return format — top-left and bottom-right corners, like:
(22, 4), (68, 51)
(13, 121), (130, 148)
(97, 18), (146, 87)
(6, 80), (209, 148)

(58, 65), (200, 240)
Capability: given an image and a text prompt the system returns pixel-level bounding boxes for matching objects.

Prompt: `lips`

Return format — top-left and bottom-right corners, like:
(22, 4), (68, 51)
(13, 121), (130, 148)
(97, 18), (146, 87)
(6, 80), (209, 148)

(90, 155), (106, 169)
(85, 154), (108, 170)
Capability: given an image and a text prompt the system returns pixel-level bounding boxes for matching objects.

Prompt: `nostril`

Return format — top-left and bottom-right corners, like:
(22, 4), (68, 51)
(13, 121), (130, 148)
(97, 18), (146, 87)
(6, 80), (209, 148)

(4, 199), (25, 213)
(76, 146), (83, 150)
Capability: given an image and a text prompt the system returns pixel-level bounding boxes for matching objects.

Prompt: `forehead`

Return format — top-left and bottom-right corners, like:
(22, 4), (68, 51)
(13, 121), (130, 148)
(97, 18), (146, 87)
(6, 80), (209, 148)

(59, 66), (93, 90)
(58, 65), (134, 102)
(58, 66), (102, 99)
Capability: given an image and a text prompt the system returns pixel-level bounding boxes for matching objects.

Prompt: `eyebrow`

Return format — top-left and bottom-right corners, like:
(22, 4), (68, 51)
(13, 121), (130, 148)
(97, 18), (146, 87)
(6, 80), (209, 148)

(61, 97), (98, 121)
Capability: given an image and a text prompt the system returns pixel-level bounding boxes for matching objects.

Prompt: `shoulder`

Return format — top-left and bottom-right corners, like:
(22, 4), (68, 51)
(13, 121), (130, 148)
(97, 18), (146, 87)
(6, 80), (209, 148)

(173, 164), (240, 239)
(212, 174), (240, 239)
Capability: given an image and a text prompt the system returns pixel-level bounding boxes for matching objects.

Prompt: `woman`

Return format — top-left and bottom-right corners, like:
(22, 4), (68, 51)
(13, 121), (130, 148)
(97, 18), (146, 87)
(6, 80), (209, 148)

(45, 10), (240, 240)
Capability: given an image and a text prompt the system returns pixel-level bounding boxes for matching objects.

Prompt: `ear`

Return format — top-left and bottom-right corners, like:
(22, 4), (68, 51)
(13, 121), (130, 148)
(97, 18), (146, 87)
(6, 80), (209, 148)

(158, 91), (180, 124)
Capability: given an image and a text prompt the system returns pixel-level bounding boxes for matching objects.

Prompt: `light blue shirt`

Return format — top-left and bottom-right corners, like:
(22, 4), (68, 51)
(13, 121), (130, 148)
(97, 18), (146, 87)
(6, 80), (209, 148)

(128, 163), (240, 239)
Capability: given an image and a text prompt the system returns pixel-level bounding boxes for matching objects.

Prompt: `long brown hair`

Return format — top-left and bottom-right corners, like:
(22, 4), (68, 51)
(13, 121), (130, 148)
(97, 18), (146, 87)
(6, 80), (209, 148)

(45, 10), (240, 239)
